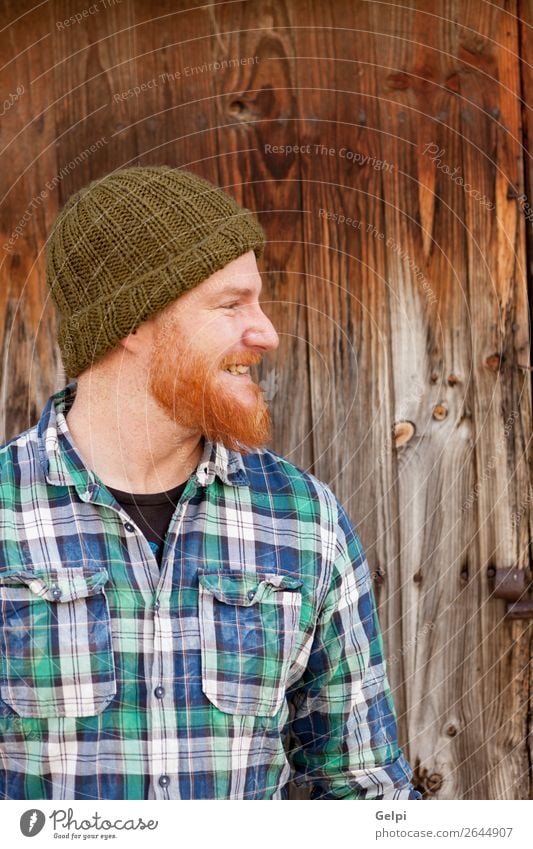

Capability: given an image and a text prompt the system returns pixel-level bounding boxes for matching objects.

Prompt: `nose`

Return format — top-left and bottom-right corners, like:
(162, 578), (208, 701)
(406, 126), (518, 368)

(243, 304), (280, 352)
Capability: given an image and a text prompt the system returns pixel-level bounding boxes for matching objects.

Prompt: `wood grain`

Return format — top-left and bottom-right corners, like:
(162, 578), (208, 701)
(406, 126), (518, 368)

(367, 0), (532, 799)
(0, 0), (531, 799)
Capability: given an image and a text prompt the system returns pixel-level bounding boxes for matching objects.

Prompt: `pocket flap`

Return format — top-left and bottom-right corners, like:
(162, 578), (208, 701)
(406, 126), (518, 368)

(198, 570), (303, 606)
(0, 567), (109, 603)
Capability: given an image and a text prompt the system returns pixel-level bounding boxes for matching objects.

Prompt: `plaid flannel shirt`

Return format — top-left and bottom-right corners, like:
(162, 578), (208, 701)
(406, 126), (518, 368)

(0, 382), (420, 800)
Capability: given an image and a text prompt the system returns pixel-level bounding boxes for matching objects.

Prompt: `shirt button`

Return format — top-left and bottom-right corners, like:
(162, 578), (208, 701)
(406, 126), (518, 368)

(124, 522), (135, 532)
(154, 600), (160, 611)
(51, 586), (62, 601)
(154, 686), (165, 699)
(247, 590), (255, 600)
(158, 774), (170, 788)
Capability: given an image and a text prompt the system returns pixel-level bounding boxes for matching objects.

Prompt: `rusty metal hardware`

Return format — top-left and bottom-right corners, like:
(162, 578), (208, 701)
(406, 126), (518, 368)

(489, 567), (533, 619)
(505, 600), (533, 620)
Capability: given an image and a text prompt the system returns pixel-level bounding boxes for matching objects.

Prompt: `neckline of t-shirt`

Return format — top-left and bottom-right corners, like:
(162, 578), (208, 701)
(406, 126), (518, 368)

(105, 480), (187, 505)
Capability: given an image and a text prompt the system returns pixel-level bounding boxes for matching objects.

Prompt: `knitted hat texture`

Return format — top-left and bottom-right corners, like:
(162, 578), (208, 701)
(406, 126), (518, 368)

(45, 165), (266, 378)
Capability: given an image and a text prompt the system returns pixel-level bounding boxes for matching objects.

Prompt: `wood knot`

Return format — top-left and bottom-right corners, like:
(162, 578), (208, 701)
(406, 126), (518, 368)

(485, 352), (504, 372)
(444, 73), (460, 93)
(432, 404), (448, 420)
(447, 373), (460, 386)
(427, 772), (444, 792)
(413, 569), (423, 584)
(446, 724), (458, 737)
(227, 100), (254, 120)
(412, 760), (444, 796)
(393, 420), (416, 446)
(386, 71), (411, 90)
(458, 43), (491, 70)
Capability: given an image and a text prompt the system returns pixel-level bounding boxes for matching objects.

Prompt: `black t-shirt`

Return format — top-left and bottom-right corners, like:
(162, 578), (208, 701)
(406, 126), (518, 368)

(107, 481), (187, 567)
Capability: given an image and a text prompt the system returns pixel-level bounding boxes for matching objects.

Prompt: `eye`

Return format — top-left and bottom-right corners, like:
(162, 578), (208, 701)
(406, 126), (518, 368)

(222, 302), (240, 310)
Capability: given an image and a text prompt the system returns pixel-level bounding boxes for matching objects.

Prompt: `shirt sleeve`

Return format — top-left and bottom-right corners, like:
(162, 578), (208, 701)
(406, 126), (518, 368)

(286, 499), (421, 800)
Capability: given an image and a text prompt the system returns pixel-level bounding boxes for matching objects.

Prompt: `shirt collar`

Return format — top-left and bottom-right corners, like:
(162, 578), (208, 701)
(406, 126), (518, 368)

(37, 381), (249, 493)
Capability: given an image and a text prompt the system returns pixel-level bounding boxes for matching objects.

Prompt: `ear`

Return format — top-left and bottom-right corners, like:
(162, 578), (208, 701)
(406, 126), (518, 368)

(118, 316), (159, 352)
(118, 328), (140, 351)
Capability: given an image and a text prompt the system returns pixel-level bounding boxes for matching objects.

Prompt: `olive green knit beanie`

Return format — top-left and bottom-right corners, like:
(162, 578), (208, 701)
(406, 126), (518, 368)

(45, 165), (266, 378)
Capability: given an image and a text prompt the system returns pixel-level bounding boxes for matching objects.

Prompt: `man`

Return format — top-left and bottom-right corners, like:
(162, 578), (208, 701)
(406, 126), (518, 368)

(0, 165), (420, 800)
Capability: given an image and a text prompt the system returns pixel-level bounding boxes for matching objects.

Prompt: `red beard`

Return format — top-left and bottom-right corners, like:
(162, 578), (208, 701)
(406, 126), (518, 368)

(148, 343), (272, 453)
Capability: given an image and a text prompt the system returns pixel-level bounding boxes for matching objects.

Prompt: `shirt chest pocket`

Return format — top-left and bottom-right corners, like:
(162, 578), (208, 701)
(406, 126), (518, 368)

(198, 570), (303, 717)
(0, 568), (116, 718)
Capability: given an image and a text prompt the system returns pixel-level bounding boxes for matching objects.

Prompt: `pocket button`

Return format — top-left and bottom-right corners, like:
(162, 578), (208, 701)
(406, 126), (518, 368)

(51, 586), (62, 600)
(247, 590), (255, 600)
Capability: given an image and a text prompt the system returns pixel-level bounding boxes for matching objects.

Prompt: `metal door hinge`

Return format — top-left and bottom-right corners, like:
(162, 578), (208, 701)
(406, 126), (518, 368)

(488, 567), (533, 619)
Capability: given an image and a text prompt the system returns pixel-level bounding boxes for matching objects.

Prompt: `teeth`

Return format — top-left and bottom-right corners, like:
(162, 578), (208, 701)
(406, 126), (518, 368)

(226, 364), (250, 374)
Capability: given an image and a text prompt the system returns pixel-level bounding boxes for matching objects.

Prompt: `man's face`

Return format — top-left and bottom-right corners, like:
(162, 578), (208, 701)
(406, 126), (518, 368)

(146, 251), (279, 452)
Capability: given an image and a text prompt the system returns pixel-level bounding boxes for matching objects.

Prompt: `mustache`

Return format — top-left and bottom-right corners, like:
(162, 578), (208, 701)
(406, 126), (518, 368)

(218, 352), (263, 369)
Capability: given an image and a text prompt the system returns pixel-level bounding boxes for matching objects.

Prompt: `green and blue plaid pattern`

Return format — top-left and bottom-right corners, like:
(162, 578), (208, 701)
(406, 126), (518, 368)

(0, 382), (420, 800)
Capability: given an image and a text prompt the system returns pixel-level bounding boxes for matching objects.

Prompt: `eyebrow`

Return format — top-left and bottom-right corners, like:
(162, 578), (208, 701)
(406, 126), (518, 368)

(213, 286), (258, 300)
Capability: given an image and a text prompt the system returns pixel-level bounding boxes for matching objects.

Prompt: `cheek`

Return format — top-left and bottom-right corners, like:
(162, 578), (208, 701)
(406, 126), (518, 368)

(161, 314), (243, 369)
(210, 323), (243, 357)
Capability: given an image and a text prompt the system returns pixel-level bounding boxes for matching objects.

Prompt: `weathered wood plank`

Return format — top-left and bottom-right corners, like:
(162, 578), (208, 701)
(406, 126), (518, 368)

(287, 0), (409, 771)
(369, 0), (480, 800)
(211, 0), (313, 472)
(517, 0), (533, 802)
(0, 2), (65, 437)
(124, 2), (221, 181)
(452, 0), (530, 800)
(368, 0), (531, 799)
